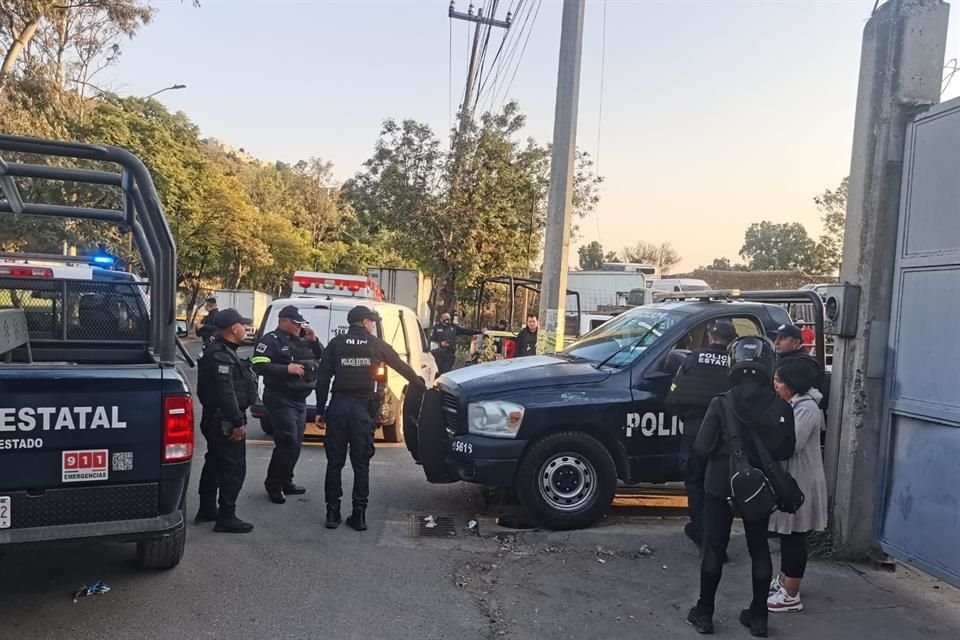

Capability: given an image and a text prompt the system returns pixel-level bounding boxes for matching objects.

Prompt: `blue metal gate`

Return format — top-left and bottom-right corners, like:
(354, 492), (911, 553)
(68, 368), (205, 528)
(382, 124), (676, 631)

(878, 97), (960, 586)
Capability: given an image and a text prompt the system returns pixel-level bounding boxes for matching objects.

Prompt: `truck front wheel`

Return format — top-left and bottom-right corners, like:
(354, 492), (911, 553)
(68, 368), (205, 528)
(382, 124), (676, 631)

(516, 432), (617, 530)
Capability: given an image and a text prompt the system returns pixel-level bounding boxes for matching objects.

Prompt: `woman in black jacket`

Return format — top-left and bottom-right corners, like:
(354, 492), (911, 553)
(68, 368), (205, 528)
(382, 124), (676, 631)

(686, 336), (796, 638)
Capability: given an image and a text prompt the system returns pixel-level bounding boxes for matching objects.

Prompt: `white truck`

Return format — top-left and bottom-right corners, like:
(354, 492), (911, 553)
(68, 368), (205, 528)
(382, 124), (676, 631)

(367, 267), (432, 326)
(212, 289), (273, 343)
(566, 267), (651, 312)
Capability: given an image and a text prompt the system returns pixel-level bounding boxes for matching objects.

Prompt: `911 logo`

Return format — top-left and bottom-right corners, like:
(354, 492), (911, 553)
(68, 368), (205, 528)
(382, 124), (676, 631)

(62, 449), (109, 482)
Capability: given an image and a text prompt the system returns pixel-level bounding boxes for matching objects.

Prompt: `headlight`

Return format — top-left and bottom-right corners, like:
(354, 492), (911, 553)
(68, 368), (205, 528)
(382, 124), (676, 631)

(467, 401), (525, 438)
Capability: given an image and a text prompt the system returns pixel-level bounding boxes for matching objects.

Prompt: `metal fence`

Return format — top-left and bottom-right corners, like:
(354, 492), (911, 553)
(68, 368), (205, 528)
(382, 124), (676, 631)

(0, 278), (151, 343)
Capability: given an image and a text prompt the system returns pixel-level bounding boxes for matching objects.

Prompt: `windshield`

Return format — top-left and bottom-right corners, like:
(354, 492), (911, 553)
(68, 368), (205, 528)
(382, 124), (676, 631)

(561, 307), (687, 368)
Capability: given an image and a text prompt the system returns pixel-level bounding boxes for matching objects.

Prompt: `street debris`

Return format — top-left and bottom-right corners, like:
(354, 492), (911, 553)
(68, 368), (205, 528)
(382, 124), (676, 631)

(424, 515), (437, 529)
(73, 580), (110, 603)
(467, 519), (478, 534)
(637, 544), (654, 556)
(596, 558), (607, 564)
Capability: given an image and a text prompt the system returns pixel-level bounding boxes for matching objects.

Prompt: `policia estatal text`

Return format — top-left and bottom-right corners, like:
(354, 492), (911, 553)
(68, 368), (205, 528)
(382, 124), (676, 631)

(251, 305), (324, 504)
(316, 305), (427, 531)
(195, 308), (258, 533)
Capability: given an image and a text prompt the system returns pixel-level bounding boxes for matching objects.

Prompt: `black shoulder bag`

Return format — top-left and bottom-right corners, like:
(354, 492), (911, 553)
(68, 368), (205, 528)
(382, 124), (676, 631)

(744, 408), (805, 515)
(719, 395), (777, 522)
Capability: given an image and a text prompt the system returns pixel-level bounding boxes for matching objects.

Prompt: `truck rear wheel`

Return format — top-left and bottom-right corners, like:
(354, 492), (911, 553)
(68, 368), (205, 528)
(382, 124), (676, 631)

(516, 432), (617, 530)
(136, 512), (186, 570)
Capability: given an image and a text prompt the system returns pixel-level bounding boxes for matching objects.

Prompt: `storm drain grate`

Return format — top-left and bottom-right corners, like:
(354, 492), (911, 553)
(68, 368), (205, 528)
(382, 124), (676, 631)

(411, 515), (458, 538)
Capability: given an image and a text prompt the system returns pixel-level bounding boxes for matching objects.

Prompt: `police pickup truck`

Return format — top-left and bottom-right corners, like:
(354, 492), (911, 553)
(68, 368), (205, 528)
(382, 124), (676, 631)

(0, 135), (192, 569)
(407, 290), (826, 530)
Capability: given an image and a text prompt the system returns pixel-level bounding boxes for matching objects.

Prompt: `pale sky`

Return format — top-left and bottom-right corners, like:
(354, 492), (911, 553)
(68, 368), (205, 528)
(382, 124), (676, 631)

(103, 0), (960, 272)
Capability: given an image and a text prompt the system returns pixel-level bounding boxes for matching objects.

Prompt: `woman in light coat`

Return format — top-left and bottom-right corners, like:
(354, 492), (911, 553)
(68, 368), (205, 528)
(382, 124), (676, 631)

(767, 358), (829, 613)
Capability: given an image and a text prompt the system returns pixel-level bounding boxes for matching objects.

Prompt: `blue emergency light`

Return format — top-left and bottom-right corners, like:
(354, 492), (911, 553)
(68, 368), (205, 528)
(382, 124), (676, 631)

(90, 247), (116, 267)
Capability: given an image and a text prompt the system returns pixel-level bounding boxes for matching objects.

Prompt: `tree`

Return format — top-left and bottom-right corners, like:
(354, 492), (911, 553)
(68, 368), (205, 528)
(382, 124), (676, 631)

(577, 241), (604, 270)
(345, 101), (601, 314)
(620, 240), (681, 274)
(739, 221), (818, 271)
(813, 176), (848, 274)
(700, 257), (750, 271)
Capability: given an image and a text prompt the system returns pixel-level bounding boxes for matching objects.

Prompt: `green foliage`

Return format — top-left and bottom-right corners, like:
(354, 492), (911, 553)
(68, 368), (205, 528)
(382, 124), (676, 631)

(739, 221), (819, 271)
(345, 101), (601, 312)
(813, 176), (848, 274)
(578, 241), (605, 270)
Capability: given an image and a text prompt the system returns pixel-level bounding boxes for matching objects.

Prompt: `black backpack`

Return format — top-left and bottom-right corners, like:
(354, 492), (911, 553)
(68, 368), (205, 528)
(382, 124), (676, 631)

(720, 395), (804, 520)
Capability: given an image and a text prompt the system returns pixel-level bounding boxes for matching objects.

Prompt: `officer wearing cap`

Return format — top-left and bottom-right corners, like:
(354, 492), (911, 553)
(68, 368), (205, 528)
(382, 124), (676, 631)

(251, 305), (324, 504)
(316, 305), (427, 531)
(774, 323), (824, 404)
(197, 296), (219, 345)
(665, 319), (738, 548)
(196, 308), (258, 533)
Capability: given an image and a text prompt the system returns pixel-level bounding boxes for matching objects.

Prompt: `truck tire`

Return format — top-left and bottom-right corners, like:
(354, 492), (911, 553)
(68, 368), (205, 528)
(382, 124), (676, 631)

(516, 432), (617, 530)
(136, 512), (186, 570)
(260, 415), (274, 437)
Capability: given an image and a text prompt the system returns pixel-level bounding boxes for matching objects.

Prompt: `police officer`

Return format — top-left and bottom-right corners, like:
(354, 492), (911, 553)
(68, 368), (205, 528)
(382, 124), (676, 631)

(429, 311), (483, 374)
(197, 296), (219, 345)
(665, 319), (737, 548)
(195, 308), (258, 533)
(316, 305), (426, 531)
(774, 323), (824, 403)
(251, 305), (323, 504)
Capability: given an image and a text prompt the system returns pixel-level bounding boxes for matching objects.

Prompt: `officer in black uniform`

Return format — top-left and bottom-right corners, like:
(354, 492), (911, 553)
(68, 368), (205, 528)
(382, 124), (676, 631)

(774, 323), (824, 402)
(197, 296), (219, 345)
(665, 319), (737, 548)
(251, 305), (323, 504)
(429, 311), (483, 374)
(196, 308), (258, 533)
(316, 305), (426, 531)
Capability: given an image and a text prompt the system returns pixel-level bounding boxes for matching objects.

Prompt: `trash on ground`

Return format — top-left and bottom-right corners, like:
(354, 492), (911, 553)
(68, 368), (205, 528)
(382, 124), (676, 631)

(424, 515), (437, 528)
(597, 557), (607, 564)
(637, 544), (654, 556)
(467, 519), (478, 532)
(73, 580), (110, 603)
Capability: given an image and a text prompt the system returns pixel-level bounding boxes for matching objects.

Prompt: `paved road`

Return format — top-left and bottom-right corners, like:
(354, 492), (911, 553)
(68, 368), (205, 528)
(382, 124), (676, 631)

(2, 346), (957, 639)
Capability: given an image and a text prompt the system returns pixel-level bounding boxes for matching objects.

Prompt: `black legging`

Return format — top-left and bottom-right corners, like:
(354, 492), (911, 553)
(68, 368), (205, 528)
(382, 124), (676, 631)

(697, 494), (772, 618)
(779, 532), (809, 579)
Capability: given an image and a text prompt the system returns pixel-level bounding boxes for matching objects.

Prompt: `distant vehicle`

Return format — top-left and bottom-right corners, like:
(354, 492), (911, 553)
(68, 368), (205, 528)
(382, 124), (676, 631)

(649, 278), (711, 293)
(567, 269), (649, 312)
(408, 288), (827, 530)
(367, 267), (432, 327)
(251, 294), (437, 443)
(211, 289), (272, 344)
(0, 135), (192, 570)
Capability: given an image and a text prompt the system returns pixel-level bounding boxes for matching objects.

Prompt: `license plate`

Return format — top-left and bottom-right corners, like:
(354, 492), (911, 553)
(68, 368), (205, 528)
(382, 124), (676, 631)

(450, 440), (473, 456)
(0, 496), (10, 529)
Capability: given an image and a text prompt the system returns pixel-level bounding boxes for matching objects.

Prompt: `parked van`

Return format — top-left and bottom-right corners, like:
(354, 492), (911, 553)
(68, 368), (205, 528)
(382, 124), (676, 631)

(649, 278), (710, 293)
(250, 296), (438, 443)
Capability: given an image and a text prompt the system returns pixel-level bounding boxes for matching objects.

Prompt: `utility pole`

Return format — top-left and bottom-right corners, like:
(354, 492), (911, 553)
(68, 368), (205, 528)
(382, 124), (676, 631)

(537, 0), (586, 354)
(448, 1), (512, 141)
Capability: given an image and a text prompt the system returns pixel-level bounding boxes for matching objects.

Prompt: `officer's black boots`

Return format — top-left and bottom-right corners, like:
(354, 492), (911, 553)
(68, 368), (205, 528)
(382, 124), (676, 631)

(213, 515), (254, 534)
(194, 506), (219, 524)
(266, 487), (286, 504)
(345, 507), (367, 531)
(325, 505), (342, 529)
(283, 483), (307, 495)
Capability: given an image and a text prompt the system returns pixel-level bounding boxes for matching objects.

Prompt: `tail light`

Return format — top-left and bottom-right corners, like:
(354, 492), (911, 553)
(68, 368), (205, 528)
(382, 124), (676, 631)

(0, 266), (53, 277)
(163, 394), (194, 462)
(374, 365), (388, 384)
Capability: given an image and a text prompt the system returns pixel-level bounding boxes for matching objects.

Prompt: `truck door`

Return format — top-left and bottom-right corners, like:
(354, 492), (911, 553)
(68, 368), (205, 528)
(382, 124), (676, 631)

(627, 314), (763, 483)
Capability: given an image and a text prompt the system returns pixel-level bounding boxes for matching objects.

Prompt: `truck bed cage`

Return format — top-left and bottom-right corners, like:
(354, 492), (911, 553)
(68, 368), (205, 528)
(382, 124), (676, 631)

(0, 134), (177, 363)
(653, 288), (826, 366)
(474, 275), (582, 332)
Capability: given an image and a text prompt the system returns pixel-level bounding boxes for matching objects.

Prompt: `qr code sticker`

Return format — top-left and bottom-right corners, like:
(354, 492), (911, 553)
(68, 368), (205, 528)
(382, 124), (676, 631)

(112, 452), (134, 472)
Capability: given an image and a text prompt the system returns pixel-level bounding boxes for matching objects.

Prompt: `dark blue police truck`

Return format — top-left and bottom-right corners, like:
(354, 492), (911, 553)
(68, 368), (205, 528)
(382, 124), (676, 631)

(0, 135), (193, 569)
(407, 290), (826, 530)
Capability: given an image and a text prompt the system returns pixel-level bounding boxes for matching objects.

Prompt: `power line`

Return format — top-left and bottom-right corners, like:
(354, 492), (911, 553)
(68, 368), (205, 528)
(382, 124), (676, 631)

(594, 0), (608, 241)
(496, 0), (542, 111)
(480, 0), (528, 114)
(475, 0), (520, 111)
(449, 18), (454, 134)
(943, 57), (959, 95)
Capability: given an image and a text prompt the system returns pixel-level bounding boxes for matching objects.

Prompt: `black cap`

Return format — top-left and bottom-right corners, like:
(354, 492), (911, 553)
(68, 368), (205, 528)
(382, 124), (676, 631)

(708, 319), (737, 342)
(213, 308), (251, 329)
(205, 296), (217, 305)
(278, 305), (307, 325)
(775, 324), (803, 340)
(348, 305), (381, 324)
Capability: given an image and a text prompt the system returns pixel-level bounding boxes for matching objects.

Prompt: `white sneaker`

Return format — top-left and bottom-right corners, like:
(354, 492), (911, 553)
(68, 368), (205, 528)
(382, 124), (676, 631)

(769, 575), (783, 596)
(767, 586), (804, 612)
